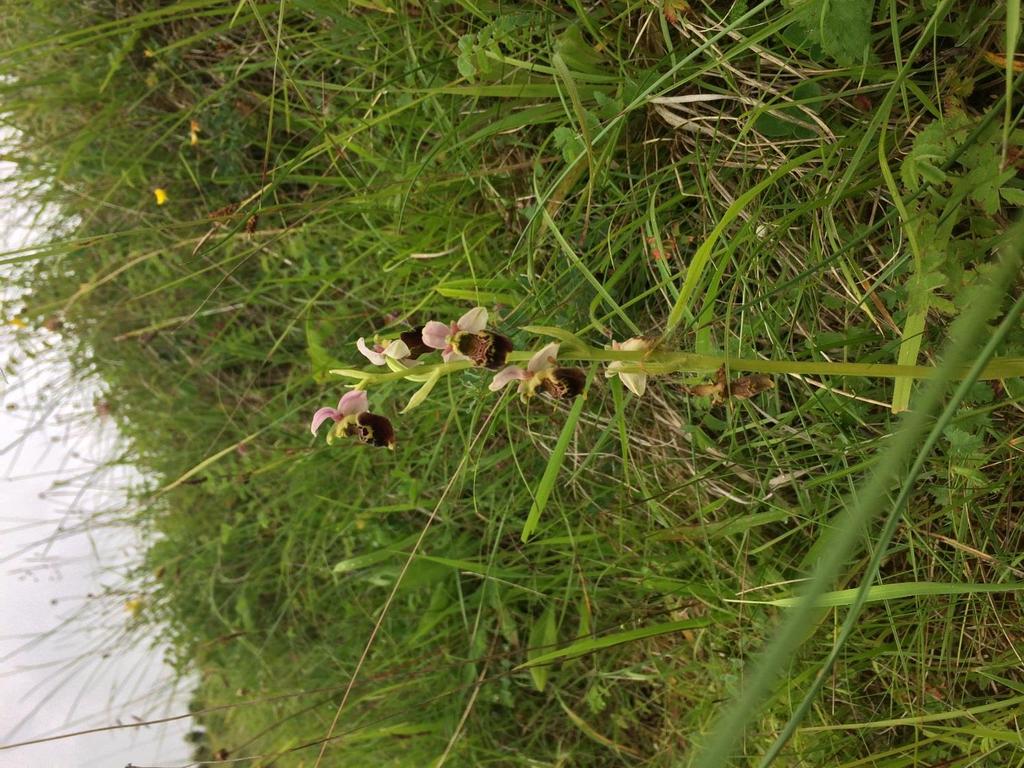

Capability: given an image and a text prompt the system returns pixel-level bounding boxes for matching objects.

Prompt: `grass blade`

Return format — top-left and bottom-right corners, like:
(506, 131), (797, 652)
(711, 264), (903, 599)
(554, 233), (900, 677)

(517, 617), (710, 669)
(520, 383), (589, 542)
(732, 581), (1024, 608)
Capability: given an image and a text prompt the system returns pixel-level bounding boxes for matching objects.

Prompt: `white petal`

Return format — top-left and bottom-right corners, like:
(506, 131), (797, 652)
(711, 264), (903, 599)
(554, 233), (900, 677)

(620, 337), (650, 351)
(356, 337), (386, 366)
(527, 342), (560, 373)
(457, 306), (488, 333)
(384, 339), (411, 359)
(620, 372), (647, 398)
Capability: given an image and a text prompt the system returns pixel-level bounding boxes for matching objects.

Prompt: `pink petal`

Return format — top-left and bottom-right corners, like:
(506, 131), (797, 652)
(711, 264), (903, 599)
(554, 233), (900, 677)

(489, 365), (528, 391)
(310, 407), (340, 435)
(421, 321), (450, 350)
(357, 337), (386, 366)
(457, 306), (488, 333)
(527, 342), (560, 373)
(337, 390), (368, 416)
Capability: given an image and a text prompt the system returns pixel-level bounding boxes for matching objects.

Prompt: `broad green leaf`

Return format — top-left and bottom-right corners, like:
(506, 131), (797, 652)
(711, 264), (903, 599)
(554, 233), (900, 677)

(785, 0), (874, 66)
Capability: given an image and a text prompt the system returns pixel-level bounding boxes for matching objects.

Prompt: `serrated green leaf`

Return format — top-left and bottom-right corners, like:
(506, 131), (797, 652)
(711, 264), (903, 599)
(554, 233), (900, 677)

(1000, 187), (1024, 206)
(552, 125), (583, 163)
(944, 425), (984, 456)
(786, 0), (874, 66)
(456, 35), (477, 79)
(915, 160), (947, 186)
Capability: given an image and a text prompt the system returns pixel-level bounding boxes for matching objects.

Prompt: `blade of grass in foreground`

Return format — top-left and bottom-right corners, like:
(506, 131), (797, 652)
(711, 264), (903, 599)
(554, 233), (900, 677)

(755, 255), (1024, 767)
(520, 369), (593, 542)
(693, 222), (1024, 768)
(730, 581), (1024, 608)
(517, 616), (711, 669)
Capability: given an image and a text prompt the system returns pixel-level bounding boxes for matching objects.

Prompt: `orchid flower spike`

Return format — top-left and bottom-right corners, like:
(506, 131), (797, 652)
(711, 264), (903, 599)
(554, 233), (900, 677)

(421, 307), (513, 369)
(604, 337), (650, 397)
(356, 327), (432, 366)
(309, 390), (395, 449)
(489, 342), (585, 401)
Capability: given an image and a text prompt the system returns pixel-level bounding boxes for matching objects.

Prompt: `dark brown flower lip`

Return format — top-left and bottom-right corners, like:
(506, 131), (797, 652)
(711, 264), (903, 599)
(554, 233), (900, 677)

(400, 326), (432, 359)
(346, 412), (396, 449)
(540, 367), (586, 399)
(456, 330), (514, 369)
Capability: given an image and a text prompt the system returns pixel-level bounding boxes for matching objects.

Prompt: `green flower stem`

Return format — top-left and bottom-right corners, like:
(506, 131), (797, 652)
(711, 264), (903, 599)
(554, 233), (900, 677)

(331, 349), (1024, 387)
(555, 348), (1024, 381)
(329, 360), (473, 384)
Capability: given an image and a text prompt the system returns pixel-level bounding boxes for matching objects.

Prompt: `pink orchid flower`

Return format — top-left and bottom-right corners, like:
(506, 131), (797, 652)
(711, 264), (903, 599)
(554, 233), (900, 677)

(357, 327), (432, 366)
(356, 337), (411, 366)
(604, 337), (650, 397)
(489, 342), (585, 400)
(421, 307), (512, 368)
(309, 390), (395, 449)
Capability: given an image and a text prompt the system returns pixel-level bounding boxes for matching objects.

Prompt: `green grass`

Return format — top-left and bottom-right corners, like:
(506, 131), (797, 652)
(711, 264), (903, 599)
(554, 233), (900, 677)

(2, 0), (1024, 766)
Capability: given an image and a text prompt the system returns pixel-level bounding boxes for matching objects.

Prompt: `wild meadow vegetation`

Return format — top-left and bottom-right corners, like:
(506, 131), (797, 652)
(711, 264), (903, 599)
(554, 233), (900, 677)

(2, 0), (1024, 765)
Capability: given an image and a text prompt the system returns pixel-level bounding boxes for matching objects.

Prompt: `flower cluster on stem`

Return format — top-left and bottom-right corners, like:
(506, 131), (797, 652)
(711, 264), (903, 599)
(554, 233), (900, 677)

(310, 308), (668, 449)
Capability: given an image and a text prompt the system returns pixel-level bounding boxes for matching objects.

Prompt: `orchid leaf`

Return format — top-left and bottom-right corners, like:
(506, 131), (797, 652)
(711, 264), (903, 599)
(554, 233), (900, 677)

(401, 367), (443, 413)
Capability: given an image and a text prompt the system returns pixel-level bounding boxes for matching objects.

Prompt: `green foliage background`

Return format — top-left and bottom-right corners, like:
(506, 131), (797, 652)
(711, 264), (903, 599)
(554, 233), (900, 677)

(2, 0), (1024, 765)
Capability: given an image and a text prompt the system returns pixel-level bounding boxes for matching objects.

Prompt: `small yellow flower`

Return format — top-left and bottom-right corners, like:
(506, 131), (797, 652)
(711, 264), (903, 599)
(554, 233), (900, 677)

(189, 120), (200, 146)
(7, 317), (28, 329)
(124, 598), (144, 618)
(153, 187), (168, 206)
